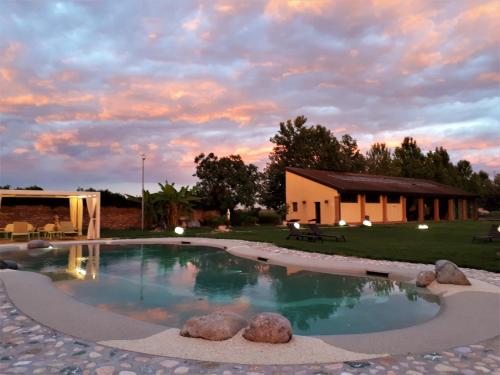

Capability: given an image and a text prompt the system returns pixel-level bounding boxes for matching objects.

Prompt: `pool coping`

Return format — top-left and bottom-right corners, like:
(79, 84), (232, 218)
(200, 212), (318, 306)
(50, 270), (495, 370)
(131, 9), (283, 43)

(0, 237), (499, 365)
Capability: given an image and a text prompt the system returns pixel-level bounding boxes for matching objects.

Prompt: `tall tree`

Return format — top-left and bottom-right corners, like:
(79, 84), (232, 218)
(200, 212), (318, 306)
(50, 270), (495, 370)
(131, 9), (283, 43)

(365, 142), (399, 175)
(193, 153), (261, 213)
(394, 137), (428, 178)
(425, 146), (455, 185)
(339, 134), (366, 172)
(261, 116), (344, 213)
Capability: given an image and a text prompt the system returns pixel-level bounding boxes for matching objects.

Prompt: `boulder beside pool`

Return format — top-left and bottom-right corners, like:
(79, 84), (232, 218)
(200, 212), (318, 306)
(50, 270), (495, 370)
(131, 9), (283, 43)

(435, 260), (471, 286)
(243, 312), (292, 343)
(27, 240), (52, 249)
(0, 260), (18, 270)
(416, 270), (436, 287)
(180, 312), (247, 341)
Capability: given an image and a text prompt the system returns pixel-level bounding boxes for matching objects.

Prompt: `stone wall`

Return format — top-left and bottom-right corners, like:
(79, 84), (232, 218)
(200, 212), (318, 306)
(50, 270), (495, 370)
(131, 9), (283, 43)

(0, 205), (141, 230)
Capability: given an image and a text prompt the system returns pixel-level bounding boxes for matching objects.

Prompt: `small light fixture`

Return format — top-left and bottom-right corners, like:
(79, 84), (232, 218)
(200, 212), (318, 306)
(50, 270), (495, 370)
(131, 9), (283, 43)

(418, 224), (429, 230)
(48, 245), (54, 249)
(497, 225), (500, 232)
(174, 226), (185, 235)
(362, 219), (372, 227)
(293, 222), (300, 229)
(338, 220), (347, 226)
(324, 200), (329, 204)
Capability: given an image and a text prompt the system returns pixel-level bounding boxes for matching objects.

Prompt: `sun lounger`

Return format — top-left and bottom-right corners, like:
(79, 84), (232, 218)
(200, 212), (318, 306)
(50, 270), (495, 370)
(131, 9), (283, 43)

(307, 223), (346, 242)
(11, 221), (30, 241)
(472, 224), (500, 242)
(286, 223), (317, 241)
(59, 221), (78, 237)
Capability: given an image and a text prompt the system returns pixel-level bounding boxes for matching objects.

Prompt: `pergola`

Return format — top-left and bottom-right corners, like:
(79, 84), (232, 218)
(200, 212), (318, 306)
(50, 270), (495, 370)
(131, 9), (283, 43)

(0, 190), (101, 239)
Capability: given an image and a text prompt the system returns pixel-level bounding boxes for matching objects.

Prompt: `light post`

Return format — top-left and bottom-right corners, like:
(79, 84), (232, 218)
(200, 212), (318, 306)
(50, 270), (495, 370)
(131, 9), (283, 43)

(141, 153), (147, 231)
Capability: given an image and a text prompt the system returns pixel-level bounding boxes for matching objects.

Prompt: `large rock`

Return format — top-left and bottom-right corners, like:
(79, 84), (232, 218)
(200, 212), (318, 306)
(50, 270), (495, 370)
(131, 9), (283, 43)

(416, 270), (436, 287)
(0, 260), (18, 270)
(180, 312), (247, 341)
(435, 260), (471, 286)
(243, 312), (292, 344)
(27, 240), (52, 249)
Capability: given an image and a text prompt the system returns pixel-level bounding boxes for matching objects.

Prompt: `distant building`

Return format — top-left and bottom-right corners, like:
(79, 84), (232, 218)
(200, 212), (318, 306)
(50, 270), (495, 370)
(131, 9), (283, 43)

(286, 167), (477, 225)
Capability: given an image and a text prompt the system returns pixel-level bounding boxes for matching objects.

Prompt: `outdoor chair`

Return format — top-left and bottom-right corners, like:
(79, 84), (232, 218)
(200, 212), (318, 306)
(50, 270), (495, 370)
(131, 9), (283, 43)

(472, 224), (500, 243)
(307, 223), (346, 242)
(286, 223), (317, 241)
(11, 221), (30, 241)
(1, 223), (13, 239)
(40, 223), (57, 238)
(59, 221), (79, 237)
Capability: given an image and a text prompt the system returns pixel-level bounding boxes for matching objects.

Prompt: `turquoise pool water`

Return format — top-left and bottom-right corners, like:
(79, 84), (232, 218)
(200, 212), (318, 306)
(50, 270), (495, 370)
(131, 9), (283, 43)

(3, 244), (440, 335)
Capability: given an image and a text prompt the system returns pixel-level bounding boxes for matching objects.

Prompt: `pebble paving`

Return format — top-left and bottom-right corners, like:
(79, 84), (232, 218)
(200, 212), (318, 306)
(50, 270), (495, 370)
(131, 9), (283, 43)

(0, 242), (499, 374)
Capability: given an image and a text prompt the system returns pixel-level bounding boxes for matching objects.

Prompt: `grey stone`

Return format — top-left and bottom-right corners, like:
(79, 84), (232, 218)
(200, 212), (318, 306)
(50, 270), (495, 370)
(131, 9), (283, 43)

(416, 271), (436, 287)
(243, 313), (292, 344)
(180, 312), (247, 341)
(27, 240), (51, 250)
(435, 260), (471, 285)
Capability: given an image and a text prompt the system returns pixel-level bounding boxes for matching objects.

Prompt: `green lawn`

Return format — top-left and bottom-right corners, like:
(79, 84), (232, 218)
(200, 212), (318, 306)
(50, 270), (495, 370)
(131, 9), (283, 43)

(102, 221), (500, 273)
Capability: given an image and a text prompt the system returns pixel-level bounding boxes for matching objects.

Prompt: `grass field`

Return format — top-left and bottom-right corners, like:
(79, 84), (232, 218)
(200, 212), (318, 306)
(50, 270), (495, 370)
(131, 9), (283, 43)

(102, 221), (500, 273)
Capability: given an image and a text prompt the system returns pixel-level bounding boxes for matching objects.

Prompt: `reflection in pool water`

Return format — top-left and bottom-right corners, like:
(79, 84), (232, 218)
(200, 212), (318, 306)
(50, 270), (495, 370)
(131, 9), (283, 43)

(4, 244), (440, 335)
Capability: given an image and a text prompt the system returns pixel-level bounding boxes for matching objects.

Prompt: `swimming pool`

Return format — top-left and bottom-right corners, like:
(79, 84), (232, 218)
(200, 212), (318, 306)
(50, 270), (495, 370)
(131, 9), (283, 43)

(3, 243), (440, 335)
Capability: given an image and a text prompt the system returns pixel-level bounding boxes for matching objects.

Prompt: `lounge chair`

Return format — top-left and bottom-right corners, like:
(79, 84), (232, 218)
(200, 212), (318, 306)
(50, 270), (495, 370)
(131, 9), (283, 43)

(307, 223), (346, 242)
(40, 224), (57, 238)
(472, 224), (500, 242)
(11, 221), (30, 241)
(286, 223), (317, 241)
(59, 221), (78, 237)
(1, 224), (13, 239)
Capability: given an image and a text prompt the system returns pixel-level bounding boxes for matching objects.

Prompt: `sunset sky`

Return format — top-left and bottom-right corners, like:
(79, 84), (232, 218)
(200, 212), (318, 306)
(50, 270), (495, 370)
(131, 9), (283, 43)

(1, 0), (499, 194)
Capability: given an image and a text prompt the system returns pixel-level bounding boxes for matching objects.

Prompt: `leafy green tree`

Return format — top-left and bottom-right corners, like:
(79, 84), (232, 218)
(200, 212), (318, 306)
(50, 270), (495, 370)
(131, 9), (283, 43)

(394, 137), (428, 178)
(365, 142), (399, 175)
(261, 116), (345, 212)
(339, 134), (366, 172)
(424, 147), (456, 185)
(154, 182), (199, 228)
(193, 153), (261, 213)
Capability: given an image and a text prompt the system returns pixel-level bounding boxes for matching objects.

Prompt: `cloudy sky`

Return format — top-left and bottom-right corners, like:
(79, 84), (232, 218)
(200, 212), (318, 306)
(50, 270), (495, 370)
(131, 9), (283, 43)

(1, 0), (499, 194)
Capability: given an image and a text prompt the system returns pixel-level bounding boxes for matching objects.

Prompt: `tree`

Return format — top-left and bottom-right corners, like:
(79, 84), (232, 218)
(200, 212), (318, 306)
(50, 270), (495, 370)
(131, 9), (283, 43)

(261, 116), (344, 212)
(154, 182), (199, 228)
(339, 134), (366, 172)
(193, 153), (261, 213)
(394, 137), (428, 178)
(424, 147), (455, 185)
(365, 142), (399, 175)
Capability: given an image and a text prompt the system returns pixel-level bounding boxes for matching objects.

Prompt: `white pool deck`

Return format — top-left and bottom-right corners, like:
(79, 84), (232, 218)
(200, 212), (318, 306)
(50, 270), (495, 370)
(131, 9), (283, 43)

(0, 237), (499, 365)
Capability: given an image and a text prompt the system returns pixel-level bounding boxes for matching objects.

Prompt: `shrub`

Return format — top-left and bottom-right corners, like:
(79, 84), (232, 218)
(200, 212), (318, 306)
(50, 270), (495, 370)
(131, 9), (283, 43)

(202, 215), (225, 227)
(231, 210), (259, 226)
(258, 210), (281, 225)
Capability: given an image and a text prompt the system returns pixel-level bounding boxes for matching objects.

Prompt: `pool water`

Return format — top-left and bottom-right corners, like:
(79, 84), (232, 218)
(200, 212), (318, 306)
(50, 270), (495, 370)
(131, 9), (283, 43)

(3, 244), (440, 335)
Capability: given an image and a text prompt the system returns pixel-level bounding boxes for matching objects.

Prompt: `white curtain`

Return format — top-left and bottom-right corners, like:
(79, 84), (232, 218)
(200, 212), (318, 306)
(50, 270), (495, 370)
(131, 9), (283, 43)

(86, 196), (97, 239)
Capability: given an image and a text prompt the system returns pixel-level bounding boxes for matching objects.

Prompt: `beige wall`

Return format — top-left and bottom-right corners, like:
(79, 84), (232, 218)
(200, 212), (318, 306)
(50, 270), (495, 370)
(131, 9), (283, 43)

(286, 171), (339, 224)
(387, 200), (403, 222)
(365, 203), (383, 222)
(340, 202), (361, 223)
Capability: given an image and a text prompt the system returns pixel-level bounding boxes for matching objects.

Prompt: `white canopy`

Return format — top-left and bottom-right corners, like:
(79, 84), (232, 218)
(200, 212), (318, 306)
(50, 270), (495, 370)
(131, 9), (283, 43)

(0, 190), (101, 239)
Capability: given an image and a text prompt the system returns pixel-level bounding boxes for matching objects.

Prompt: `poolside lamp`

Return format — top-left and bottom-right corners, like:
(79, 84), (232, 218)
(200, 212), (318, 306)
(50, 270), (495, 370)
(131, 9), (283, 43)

(497, 225), (500, 232)
(174, 226), (185, 235)
(293, 222), (300, 229)
(418, 224), (429, 230)
(338, 220), (347, 226)
(362, 219), (372, 227)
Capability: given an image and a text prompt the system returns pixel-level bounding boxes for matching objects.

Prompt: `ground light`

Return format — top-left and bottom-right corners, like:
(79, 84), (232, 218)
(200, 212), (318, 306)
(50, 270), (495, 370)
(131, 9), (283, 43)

(362, 219), (372, 227)
(338, 220), (347, 226)
(293, 222), (300, 229)
(174, 226), (185, 235)
(418, 224), (429, 230)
